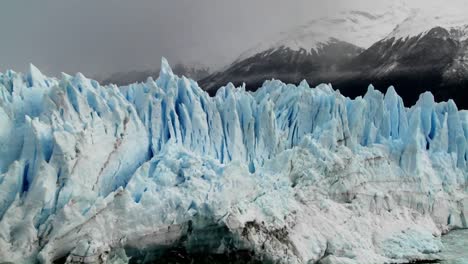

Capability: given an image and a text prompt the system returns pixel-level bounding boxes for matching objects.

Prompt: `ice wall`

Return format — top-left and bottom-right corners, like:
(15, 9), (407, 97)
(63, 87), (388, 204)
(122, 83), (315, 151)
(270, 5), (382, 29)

(0, 59), (466, 264)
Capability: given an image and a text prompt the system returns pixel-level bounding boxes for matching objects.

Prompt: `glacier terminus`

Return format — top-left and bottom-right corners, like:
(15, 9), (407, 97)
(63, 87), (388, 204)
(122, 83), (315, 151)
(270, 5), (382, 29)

(0, 58), (466, 263)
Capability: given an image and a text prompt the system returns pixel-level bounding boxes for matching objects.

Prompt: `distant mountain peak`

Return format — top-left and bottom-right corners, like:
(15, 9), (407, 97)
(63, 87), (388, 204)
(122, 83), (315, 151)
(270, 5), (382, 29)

(386, 6), (468, 41)
(201, 1), (468, 110)
(233, 6), (410, 65)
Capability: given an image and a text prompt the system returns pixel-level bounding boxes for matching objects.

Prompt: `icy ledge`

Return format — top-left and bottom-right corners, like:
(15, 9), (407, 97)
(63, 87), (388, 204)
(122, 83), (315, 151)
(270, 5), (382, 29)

(0, 59), (466, 264)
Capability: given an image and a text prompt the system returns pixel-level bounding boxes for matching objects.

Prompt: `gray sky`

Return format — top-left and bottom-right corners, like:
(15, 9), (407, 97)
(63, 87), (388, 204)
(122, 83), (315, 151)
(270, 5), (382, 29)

(0, 0), (400, 77)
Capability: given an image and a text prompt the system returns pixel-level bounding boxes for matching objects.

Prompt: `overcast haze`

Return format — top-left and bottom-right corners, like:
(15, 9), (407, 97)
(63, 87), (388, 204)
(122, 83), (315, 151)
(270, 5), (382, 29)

(0, 0), (440, 77)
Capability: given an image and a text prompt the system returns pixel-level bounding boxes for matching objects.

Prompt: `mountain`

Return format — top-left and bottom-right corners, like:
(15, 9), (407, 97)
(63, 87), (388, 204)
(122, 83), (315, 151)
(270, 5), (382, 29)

(334, 9), (468, 109)
(0, 60), (466, 263)
(98, 63), (210, 86)
(200, 6), (411, 95)
(200, 6), (468, 109)
(201, 38), (363, 95)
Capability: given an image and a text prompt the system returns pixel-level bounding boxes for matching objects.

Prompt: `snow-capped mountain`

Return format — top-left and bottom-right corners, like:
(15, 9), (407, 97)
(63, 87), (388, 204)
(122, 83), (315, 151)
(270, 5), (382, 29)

(200, 3), (468, 109)
(201, 38), (363, 96)
(200, 4), (411, 94)
(336, 8), (468, 108)
(235, 2), (412, 63)
(0, 59), (466, 263)
(385, 3), (468, 41)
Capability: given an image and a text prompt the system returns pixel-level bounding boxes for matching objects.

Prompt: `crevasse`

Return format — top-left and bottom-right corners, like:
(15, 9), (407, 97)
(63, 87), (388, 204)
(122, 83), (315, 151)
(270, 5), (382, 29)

(0, 58), (466, 264)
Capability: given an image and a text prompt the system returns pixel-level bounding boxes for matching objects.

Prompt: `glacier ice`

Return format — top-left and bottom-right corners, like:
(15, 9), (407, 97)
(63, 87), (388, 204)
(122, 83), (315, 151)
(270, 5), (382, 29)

(0, 59), (466, 264)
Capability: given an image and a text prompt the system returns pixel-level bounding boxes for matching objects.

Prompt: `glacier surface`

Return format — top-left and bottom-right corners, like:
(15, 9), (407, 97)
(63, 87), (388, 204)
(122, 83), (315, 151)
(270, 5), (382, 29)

(0, 59), (467, 264)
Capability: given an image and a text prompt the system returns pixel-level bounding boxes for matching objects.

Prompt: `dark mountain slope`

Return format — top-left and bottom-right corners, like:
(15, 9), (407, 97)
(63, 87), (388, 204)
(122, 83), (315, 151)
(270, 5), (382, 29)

(200, 39), (363, 96)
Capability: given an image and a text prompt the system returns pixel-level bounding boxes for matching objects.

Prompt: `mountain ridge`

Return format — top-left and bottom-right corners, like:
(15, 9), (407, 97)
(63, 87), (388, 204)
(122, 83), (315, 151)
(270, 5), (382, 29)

(200, 8), (468, 109)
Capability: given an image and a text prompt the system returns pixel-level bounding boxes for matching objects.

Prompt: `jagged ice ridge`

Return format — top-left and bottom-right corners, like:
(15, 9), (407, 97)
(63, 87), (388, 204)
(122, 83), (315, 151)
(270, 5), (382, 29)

(0, 58), (467, 263)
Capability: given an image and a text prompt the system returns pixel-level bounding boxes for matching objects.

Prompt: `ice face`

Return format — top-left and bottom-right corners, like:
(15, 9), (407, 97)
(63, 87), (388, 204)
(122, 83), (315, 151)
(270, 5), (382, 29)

(0, 58), (466, 264)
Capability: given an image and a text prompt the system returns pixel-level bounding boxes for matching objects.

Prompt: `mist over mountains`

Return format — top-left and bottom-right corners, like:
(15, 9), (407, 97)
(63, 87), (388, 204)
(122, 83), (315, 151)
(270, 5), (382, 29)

(200, 3), (468, 109)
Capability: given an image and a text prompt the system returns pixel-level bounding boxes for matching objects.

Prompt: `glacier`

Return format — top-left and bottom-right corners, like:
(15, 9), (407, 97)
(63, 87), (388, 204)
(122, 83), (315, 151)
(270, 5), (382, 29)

(0, 58), (467, 264)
